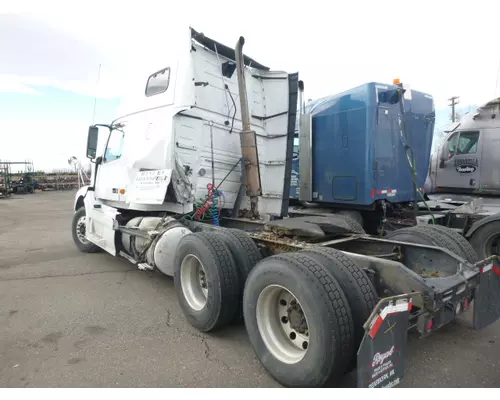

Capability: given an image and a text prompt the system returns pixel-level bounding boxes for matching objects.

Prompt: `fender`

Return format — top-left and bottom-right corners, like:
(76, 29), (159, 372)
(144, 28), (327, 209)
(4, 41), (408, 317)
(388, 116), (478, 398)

(465, 213), (500, 238)
(73, 185), (90, 211)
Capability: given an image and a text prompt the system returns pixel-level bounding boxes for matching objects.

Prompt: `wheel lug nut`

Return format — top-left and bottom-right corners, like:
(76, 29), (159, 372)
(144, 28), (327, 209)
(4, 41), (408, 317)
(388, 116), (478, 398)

(279, 299), (287, 306)
(289, 332), (296, 340)
(281, 316), (288, 324)
(302, 341), (308, 350)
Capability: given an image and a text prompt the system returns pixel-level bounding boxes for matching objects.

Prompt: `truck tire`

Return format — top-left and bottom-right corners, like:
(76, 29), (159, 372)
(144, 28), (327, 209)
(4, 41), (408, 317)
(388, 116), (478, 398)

(174, 232), (240, 332)
(335, 210), (364, 228)
(299, 247), (378, 369)
(418, 225), (478, 263)
(213, 228), (262, 322)
(329, 214), (365, 234)
(224, 228), (263, 276)
(71, 207), (100, 253)
(387, 226), (467, 261)
(468, 220), (500, 260)
(243, 252), (354, 387)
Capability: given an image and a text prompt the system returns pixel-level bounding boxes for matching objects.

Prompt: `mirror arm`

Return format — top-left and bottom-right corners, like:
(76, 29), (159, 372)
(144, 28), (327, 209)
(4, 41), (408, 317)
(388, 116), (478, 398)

(93, 123), (112, 129)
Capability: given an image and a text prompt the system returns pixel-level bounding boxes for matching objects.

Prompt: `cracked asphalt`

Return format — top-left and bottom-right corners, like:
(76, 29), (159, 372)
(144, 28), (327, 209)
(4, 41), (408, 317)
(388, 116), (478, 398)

(1, 191), (500, 388)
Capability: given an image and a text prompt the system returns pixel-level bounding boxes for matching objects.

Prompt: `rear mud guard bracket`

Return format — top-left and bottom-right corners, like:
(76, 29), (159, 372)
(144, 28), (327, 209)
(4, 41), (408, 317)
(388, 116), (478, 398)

(357, 294), (419, 388)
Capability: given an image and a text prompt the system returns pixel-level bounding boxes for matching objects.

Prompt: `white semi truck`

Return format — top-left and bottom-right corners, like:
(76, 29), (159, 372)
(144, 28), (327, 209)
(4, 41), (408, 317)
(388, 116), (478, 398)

(71, 27), (500, 388)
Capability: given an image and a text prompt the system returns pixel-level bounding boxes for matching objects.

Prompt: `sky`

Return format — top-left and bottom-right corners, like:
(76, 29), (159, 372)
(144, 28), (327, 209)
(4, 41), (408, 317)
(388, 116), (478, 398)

(1, 0), (499, 171)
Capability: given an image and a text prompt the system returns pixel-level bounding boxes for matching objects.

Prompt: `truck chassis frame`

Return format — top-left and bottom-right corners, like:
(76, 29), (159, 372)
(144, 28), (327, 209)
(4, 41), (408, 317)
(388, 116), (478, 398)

(72, 202), (500, 388)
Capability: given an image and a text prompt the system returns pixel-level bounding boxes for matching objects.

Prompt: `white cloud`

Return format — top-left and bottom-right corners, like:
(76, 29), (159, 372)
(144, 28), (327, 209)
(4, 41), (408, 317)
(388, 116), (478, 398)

(3, 0), (499, 106)
(0, 77), (42, 95)
(0, 72), (121, 99)
(0, 117), (92, 171)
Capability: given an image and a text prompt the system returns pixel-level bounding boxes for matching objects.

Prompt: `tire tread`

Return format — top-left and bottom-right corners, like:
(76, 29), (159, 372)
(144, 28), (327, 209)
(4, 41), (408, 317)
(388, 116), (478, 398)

(418, 224), (478, 263)
(174, 232), (239, 331)
(276, 252), (354, 380)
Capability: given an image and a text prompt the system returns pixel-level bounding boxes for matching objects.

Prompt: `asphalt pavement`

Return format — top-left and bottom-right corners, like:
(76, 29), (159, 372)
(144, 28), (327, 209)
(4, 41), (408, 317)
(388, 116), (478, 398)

(0, 191), (499, 387)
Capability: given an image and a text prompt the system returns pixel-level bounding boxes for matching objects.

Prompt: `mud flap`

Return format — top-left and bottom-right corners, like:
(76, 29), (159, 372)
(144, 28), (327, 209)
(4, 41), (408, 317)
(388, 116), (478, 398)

(473, 262), (500, 330)
(357, 296), (413, 388)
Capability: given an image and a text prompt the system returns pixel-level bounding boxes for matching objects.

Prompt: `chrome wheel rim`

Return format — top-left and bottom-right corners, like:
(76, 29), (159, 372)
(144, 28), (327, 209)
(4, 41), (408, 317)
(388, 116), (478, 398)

(180, 254), (208, 311)
(256, 284), (309, 364)
(76, 216), (89, 244)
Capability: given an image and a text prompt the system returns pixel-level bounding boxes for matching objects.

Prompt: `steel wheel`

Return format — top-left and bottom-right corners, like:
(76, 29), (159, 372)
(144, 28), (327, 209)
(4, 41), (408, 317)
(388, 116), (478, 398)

(485, 233), (500, 257)
(256, 284), (309, 365)
(180, 254), (209, 311)
(75, 216), (89, 244)
(71, 207), (100, 253)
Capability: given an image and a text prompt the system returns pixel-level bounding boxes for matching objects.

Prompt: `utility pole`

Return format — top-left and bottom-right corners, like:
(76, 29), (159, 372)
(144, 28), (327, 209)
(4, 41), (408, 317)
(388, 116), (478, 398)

(448, 96), (460, 122)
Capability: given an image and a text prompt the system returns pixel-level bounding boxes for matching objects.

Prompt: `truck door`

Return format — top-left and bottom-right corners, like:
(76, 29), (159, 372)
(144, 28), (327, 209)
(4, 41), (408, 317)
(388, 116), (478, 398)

(477, 128), (500, 192)
(435, 130), (481, 191)
(95, 127), (127, 202)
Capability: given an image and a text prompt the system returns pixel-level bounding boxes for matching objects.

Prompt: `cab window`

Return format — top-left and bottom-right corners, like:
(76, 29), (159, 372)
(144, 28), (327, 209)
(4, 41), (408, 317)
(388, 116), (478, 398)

(145, 67), (170, 97)
(446, 133), (459, 158)
(104, 129), (125, 162)
(456, 131), (479, 155)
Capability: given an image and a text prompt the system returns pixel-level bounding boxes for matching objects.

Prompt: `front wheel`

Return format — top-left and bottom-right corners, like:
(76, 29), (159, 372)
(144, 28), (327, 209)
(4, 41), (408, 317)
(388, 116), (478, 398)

(71, 207), (100, 253)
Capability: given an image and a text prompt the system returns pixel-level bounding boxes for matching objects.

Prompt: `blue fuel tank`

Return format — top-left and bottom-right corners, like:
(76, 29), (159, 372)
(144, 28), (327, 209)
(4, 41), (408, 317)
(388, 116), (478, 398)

(290, 82), (435, 206)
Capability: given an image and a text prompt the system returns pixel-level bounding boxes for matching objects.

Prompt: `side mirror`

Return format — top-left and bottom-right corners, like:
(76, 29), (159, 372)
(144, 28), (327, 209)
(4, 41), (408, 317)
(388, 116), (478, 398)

(439, 143), (448, 160)
(86, 126), (99, 159)
(438, 145), (448, 168)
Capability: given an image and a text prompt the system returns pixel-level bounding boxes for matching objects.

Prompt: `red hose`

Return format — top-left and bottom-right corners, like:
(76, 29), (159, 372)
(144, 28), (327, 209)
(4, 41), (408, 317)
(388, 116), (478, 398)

(193, 183), (216, 221)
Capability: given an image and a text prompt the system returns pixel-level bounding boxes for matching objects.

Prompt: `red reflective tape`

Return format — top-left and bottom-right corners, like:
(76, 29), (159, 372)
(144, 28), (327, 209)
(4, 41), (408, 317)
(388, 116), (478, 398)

(493, 265), (500, 276)
(369, 315), (384, 339)
(371, 188), (375, 198)
(408, 300), (413, 311)
(369, 300), (411, 339)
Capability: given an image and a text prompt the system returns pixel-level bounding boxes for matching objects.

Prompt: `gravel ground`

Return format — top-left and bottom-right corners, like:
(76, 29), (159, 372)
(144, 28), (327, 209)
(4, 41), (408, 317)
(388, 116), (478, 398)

(0, 191), (499, 388)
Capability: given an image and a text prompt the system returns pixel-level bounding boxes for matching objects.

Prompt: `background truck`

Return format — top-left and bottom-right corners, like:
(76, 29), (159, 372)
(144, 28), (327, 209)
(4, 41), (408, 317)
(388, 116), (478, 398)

(71, 27), (500, 388)
(288, 80), (434, 234)
(288, 80), (500, 263)
(421, 98), (500, 260)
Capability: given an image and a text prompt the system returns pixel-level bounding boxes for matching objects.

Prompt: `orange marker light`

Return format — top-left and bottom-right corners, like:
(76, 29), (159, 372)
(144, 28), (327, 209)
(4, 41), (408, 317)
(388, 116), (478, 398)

(119, 189), (126, 195)
(393, 78), (401, 85)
